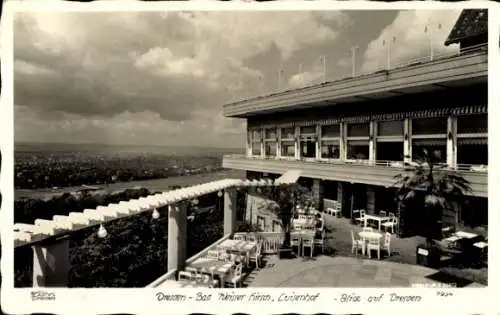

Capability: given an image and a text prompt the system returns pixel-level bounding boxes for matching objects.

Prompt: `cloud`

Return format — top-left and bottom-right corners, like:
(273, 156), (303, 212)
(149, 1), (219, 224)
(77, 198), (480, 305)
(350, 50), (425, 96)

(14, 11), (346, 121)
(361, 10), (461, 73)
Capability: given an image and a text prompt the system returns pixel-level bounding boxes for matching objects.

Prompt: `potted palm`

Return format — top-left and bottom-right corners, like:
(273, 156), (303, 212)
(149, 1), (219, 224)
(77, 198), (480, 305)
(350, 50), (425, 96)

(393, 149), (471, 268)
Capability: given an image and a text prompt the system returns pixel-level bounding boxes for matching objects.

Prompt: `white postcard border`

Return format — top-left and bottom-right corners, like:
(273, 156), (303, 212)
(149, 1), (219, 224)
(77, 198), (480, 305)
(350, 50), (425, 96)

(1, 1), (499, 314)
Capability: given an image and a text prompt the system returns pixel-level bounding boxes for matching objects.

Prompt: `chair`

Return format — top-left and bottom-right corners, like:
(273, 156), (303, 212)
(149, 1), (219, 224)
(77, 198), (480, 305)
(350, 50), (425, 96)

(363, 227), (374, 232)
(302, 236), (315, 257)
(379, 211), (387, 217)
(313, 230), (325, 254)
(351, 231), (364, 256)
(382, 232), (391, 257)
(331, 207), (341, 218)
(382, 215), (397, 234)
(185, 266), (198, 274)
(291, 235), (301, 256)
(355, 210), (366, 225)
(246, 233), (257, 242)
(366, 237), (382, 260)
(233, 233), (246, 241)
(224, 264), (244, 288)
(178, 271), (193, 283)
(249, 245), (262, 269)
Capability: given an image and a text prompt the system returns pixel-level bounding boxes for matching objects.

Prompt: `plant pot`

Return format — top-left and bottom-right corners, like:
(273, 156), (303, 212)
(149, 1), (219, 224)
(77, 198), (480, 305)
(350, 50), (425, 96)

(278, 246), (293, 259)
(416, 244), (441, 268)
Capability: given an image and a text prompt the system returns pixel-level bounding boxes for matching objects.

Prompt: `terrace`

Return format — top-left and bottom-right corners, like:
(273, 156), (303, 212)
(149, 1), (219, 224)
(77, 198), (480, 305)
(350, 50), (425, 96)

(14, 173), (486, 289)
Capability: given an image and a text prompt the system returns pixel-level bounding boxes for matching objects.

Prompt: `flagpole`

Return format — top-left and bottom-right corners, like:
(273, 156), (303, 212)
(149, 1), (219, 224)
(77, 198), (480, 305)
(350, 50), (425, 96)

(278, 68), (283, 91)
(351, 46), (358, 77)
(321, 56), (327, 82)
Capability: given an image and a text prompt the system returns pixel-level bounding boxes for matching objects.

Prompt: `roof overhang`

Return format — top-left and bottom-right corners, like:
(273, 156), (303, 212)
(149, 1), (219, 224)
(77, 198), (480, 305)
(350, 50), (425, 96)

(223, 51), (487, 118)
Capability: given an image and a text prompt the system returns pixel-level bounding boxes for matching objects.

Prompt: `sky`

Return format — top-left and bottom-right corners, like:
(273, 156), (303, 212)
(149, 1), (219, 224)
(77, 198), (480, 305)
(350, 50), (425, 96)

(13, 9), (461, 148)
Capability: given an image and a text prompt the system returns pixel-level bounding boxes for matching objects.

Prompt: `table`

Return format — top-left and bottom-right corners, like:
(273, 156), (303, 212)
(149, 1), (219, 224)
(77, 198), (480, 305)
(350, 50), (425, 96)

(364, 214), (390, 232)
(217, 239), (258, 255)
(455, 231), (478, 239)
(293, 218), (315, 229)
(186, 257), (234, 282)
(358, 231), (382, 255)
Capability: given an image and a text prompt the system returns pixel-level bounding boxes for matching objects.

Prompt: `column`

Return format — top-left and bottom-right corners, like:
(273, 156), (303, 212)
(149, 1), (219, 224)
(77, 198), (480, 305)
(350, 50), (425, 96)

(369, 121), (377, 163)
(276, 127), (282, 158)
(294, 126), (300, 160)
(404, 118), (412, 163)
(447, 116), (457, 167)
(315, 124), (321, 159)
(366, 185), (376, 214)
(32, 236), (70, 287)
(312, 179), (324, 211)
(337, 182), (346, 216)
(339, 122), (346, 161)
(260, 128), (265, 158)
(224, 188), (237, 235)
(246, 128), (252, 157)
(168, 203), (187, 272)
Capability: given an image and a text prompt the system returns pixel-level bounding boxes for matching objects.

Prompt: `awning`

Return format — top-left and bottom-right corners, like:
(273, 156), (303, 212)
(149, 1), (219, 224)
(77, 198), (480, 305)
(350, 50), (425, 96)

(457, 138), (488, 145)
(275, 170), (302, 185)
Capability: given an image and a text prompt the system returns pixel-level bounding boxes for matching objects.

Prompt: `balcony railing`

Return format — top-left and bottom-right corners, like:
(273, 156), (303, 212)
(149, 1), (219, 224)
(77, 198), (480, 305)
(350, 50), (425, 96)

(223, 154), (488, 197)
(224, 43), (488, 111)
(227, 154), (488, 173)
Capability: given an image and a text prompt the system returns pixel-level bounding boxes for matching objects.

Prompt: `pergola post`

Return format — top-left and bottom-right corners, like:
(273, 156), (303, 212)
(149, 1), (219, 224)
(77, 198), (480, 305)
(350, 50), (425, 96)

(32, 235), (70, 287)
(404, 118), (412, 163)
(224, 188), (237, 235)
(167, 203), (187, 273)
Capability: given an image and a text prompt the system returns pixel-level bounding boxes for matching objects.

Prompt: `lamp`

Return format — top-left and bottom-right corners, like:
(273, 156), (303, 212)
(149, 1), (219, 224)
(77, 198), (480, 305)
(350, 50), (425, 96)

(152, 209), (160, 219)
(217, 191), (223, 197)
(97, 224), (108, 238)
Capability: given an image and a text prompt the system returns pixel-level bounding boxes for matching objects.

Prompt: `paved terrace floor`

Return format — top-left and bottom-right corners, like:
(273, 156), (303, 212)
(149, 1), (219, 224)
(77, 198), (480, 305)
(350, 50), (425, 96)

(244, 216), (485, 288)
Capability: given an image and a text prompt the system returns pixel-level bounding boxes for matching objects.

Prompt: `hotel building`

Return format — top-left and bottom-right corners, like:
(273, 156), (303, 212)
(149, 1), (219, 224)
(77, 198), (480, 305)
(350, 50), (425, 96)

(222, 9), (488, 237)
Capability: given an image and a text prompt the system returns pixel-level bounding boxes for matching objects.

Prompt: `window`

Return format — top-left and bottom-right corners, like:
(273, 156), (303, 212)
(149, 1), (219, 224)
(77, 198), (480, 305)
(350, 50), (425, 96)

(281, 141), (295, 157)
(376, 142), (404, 161)
(411, 118), (447, 164)
(378, 120), (404, 137)
(457, 114), (487, 134)
(347, 123), (369, 138)
(280, 127), (295, 157)
(264, 128), (277, 157)
(412, 139), (447, 163)
(457, 114), (488, 166)
(264, 142), (277, 157)
(346, 123), (369, 160)
(300, 140), (316, 158)
(376, 120), (404, 161)
(412, 117), (447, 135)
(321, 124), (340, 138)
(299, 125), (317, 159)
(251, 129), (262, 156)
(300, 126), (316, 135)
(281, 127), (295, 140)
(265, 128), (277, 140)
(347, 140), (369, 160)
(251, 142), (261, 156)
(321, 140), (340, 159)
(320, 124), (340, 159)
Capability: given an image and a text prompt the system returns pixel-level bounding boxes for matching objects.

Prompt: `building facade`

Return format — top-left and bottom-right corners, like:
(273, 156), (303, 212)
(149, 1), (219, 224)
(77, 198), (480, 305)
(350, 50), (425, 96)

(222, 10), (488, 238)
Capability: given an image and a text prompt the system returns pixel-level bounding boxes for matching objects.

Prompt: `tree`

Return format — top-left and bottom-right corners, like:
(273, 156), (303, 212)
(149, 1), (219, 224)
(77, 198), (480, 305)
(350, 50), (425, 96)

(393, 149), (472, 245)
